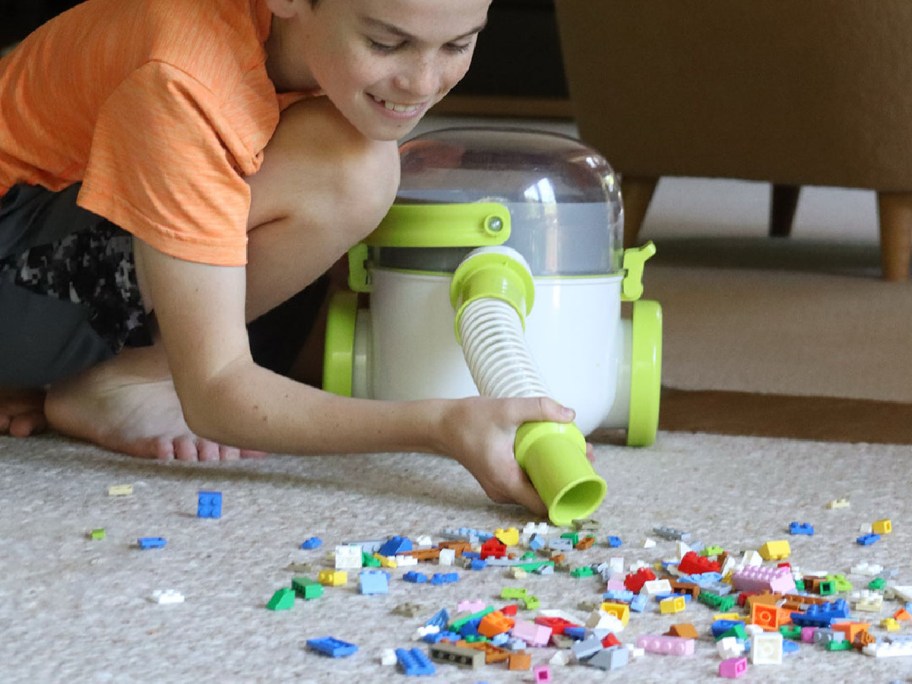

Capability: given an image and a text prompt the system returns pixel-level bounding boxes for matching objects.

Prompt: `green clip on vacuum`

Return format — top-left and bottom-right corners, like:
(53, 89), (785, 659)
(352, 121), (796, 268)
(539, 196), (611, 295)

(323, 128), (662, 526)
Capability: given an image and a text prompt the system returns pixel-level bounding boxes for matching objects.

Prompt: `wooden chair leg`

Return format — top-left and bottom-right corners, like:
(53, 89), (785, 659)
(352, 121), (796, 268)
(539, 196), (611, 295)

(876, 191), (912, 282)
(620, 176), (659, 247)
(769, 184), (800, 238)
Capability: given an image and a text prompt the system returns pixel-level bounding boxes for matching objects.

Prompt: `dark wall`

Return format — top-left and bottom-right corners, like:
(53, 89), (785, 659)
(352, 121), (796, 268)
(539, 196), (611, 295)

(452, 0), (568, 99)
(0, 0), (81, 45)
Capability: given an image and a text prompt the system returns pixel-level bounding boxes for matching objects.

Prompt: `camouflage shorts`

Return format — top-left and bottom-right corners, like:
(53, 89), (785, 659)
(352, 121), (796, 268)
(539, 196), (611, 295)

(0, 183), (151, 386)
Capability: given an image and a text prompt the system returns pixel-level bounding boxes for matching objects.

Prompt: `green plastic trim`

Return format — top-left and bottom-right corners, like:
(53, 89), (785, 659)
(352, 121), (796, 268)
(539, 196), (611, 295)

(626, 299), (663, 446)
(449, 251), (536, 343)
(347, 243), (371, 293)
(621, 241), (657, 302)
(365, 202), (511, 248)
(514, 421), (607, 526)
(322, 290), (358, 396)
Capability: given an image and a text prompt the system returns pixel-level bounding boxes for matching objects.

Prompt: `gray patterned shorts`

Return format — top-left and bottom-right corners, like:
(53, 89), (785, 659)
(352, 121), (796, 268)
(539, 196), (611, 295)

(0, 183), (152, 387)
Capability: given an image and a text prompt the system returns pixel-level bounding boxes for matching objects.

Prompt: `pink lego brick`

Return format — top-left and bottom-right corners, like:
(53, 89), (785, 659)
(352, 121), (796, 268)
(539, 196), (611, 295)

(532, 664), (552, 682)
(719, 656), (748, 678)
(635, 634), (695, 656)
(511, 619), (552, 647)
(731, 565), (796, 594)
(800, 627), (817, 643)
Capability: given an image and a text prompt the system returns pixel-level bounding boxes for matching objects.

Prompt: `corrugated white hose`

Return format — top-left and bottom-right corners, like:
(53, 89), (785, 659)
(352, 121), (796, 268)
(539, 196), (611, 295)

(450, 246), (606, 526)
(457, 297), (552, 399)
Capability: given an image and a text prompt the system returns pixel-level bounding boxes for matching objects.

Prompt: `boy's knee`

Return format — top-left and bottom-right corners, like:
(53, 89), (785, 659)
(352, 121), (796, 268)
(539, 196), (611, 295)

(258, 97), (400, 241)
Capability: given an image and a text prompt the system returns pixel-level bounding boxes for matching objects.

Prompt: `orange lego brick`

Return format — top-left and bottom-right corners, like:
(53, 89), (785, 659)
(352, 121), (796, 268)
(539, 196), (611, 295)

(750, 602), (791, 631)
(508, 651), (532, 670)
(666, 623), (699, 639)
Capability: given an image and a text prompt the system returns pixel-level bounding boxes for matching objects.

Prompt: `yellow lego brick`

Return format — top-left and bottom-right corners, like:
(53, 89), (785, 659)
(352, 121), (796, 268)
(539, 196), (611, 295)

(600, 601), (631, 626)
(107, 484), (133, 497)
(494, 528), (519, 546)
(872, 519), (893, 535)
(659, 596), (686, 614)
(374, 553), (397, 568)
(758, 540), (791, 561)
(714, 612), (743, 622)
(882, 618), (900, 632)
(318, 569), (348, 586)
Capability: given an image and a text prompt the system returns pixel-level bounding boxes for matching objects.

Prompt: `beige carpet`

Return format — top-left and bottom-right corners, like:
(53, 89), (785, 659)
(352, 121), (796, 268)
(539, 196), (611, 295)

(637, 177), (912, 445)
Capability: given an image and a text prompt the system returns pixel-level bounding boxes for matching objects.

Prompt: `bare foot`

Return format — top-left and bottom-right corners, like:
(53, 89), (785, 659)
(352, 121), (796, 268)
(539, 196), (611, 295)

(45, 346), (266, 461)
(0, 388), (48, 437)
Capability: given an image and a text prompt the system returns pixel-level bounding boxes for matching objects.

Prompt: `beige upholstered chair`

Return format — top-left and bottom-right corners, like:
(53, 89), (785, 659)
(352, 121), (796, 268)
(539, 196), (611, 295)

(555, 0), (912, 281)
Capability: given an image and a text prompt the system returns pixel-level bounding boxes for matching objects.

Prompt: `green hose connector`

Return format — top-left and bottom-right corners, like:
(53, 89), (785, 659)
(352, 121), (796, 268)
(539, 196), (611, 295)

(515, 421), (607, 527)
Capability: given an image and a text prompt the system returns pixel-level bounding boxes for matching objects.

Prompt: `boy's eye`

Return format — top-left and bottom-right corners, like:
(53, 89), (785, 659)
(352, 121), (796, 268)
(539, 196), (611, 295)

(445, 41), (473, 54)
(368, 39), (403, 53)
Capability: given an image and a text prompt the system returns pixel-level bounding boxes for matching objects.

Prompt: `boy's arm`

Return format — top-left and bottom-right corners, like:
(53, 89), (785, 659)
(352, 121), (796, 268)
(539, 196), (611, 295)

(135, 241), (572, 515)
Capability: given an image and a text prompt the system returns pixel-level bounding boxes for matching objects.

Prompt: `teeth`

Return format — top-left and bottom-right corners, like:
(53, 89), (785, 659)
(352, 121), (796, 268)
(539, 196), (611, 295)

(374, 96), (421, 113)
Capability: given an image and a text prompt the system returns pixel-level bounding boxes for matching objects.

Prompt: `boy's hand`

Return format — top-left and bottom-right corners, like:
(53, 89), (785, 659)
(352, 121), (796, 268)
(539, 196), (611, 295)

(438, 396), (579, 517)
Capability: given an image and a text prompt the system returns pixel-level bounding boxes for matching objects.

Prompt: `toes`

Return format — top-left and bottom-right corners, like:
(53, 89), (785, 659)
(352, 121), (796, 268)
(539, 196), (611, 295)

(196, 440), (221, 462)
(173, 436), (199, 462)
(9, 410), (48, 437)
(218, 446), (241, 461)
(240, 449), (268, 459)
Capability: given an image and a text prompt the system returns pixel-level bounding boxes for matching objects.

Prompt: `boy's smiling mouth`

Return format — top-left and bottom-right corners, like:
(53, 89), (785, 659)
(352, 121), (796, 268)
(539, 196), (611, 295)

(370, 94), (425, 114)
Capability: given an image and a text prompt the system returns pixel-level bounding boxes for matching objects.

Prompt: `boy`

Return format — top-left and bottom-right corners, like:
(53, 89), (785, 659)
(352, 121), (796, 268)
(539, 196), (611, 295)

(0, 0), (581, 516)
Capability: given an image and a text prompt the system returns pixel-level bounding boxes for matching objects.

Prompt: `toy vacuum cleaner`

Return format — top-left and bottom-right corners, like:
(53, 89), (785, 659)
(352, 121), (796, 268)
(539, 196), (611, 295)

(323, 128), (662, 526)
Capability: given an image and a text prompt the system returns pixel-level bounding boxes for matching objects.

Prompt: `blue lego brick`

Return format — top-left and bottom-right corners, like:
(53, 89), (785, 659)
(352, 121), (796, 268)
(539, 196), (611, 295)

(711, 619), (746, 638)
(469, 559), (487, 571)
(378, 535), (413, 557)
(629, 594), (648, 613)
(790, 599), (850, 627)
(528, 534), (545, 550)
(603, 589), (635, 602)
(359, 569), (390, 595)
(856, 533), (881, 546)
(423, 630), (460, 644)
(137, 537), (167, 549)
(606, 535), (623, 548)
(430, 572), (459, 585)
(403, 571), (428, 583)
(306, 636), (358, 658)
(782, 640), (800, 655)
(300, 536), (322, 550)
(424, 608), (450, 629)
(564, 626), (587, 640)
(396, 647), (436, 676)
(788, 522), (815, 536)
(197, 490), (222, 519)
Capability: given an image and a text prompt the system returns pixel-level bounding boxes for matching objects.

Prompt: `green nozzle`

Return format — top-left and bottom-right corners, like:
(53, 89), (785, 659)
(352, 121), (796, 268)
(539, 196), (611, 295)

(514, 421), (607, 526)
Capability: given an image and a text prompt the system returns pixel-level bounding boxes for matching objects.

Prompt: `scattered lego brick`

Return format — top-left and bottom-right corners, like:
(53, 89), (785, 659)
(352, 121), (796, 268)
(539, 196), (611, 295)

(196, 490), (222, 518)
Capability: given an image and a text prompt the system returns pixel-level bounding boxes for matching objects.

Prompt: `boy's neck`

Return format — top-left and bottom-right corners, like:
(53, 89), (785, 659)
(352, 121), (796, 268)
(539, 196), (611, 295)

(265, 13), (319, 93)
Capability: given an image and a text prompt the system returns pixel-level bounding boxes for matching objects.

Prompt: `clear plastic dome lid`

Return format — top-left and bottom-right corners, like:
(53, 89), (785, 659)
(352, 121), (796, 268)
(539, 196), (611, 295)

(378, 127), (624, 276)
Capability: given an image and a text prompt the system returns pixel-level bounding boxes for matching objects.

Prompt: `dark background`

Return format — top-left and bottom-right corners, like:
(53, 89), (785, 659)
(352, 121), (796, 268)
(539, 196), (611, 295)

(1, 0), (567, 100)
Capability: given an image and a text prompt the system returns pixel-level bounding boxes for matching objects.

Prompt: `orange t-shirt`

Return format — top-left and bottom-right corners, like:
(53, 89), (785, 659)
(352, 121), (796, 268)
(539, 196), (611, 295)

(0, 0), (307, 265)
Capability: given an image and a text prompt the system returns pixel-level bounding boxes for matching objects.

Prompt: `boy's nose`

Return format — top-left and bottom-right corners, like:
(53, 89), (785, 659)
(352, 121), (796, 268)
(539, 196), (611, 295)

(393, 58), (440, 97)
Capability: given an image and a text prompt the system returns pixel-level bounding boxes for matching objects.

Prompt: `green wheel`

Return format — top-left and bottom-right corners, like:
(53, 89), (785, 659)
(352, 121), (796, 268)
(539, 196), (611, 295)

(627, 299), (662, 446)
(322, 290), (358, 396)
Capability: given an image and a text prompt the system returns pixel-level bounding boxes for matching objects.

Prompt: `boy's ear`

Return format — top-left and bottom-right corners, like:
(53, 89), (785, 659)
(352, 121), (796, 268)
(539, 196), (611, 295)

(265, 0), (300, 19)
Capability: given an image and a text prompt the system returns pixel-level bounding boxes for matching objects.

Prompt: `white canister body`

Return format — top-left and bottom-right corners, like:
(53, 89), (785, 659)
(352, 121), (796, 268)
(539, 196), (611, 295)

(366, 268), (622, 435)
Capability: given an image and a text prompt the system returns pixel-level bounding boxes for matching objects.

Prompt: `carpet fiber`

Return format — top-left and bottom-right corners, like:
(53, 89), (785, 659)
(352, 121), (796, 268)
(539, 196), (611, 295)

(3, 432), (912, 683)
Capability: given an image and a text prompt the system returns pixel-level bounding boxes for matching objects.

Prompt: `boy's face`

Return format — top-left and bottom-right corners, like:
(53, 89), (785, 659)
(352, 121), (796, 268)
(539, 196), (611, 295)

(270, 0), (491, 140)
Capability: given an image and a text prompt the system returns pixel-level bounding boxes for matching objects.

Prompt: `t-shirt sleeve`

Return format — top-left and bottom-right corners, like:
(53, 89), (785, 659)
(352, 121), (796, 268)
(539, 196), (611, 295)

(78, 62), (252, 266)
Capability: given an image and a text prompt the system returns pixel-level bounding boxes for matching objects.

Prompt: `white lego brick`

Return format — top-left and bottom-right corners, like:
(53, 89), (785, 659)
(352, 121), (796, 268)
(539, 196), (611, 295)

(643, 579), (672, 596)
(863, 641), (912, 658)
(716, 636), (745, 659)
(334, 544), (363, 569)
(751, 632), (783, 665)
(438, 548), (456, 566)
(851, 562), (884, 576)
(150, 589), (184, 605)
